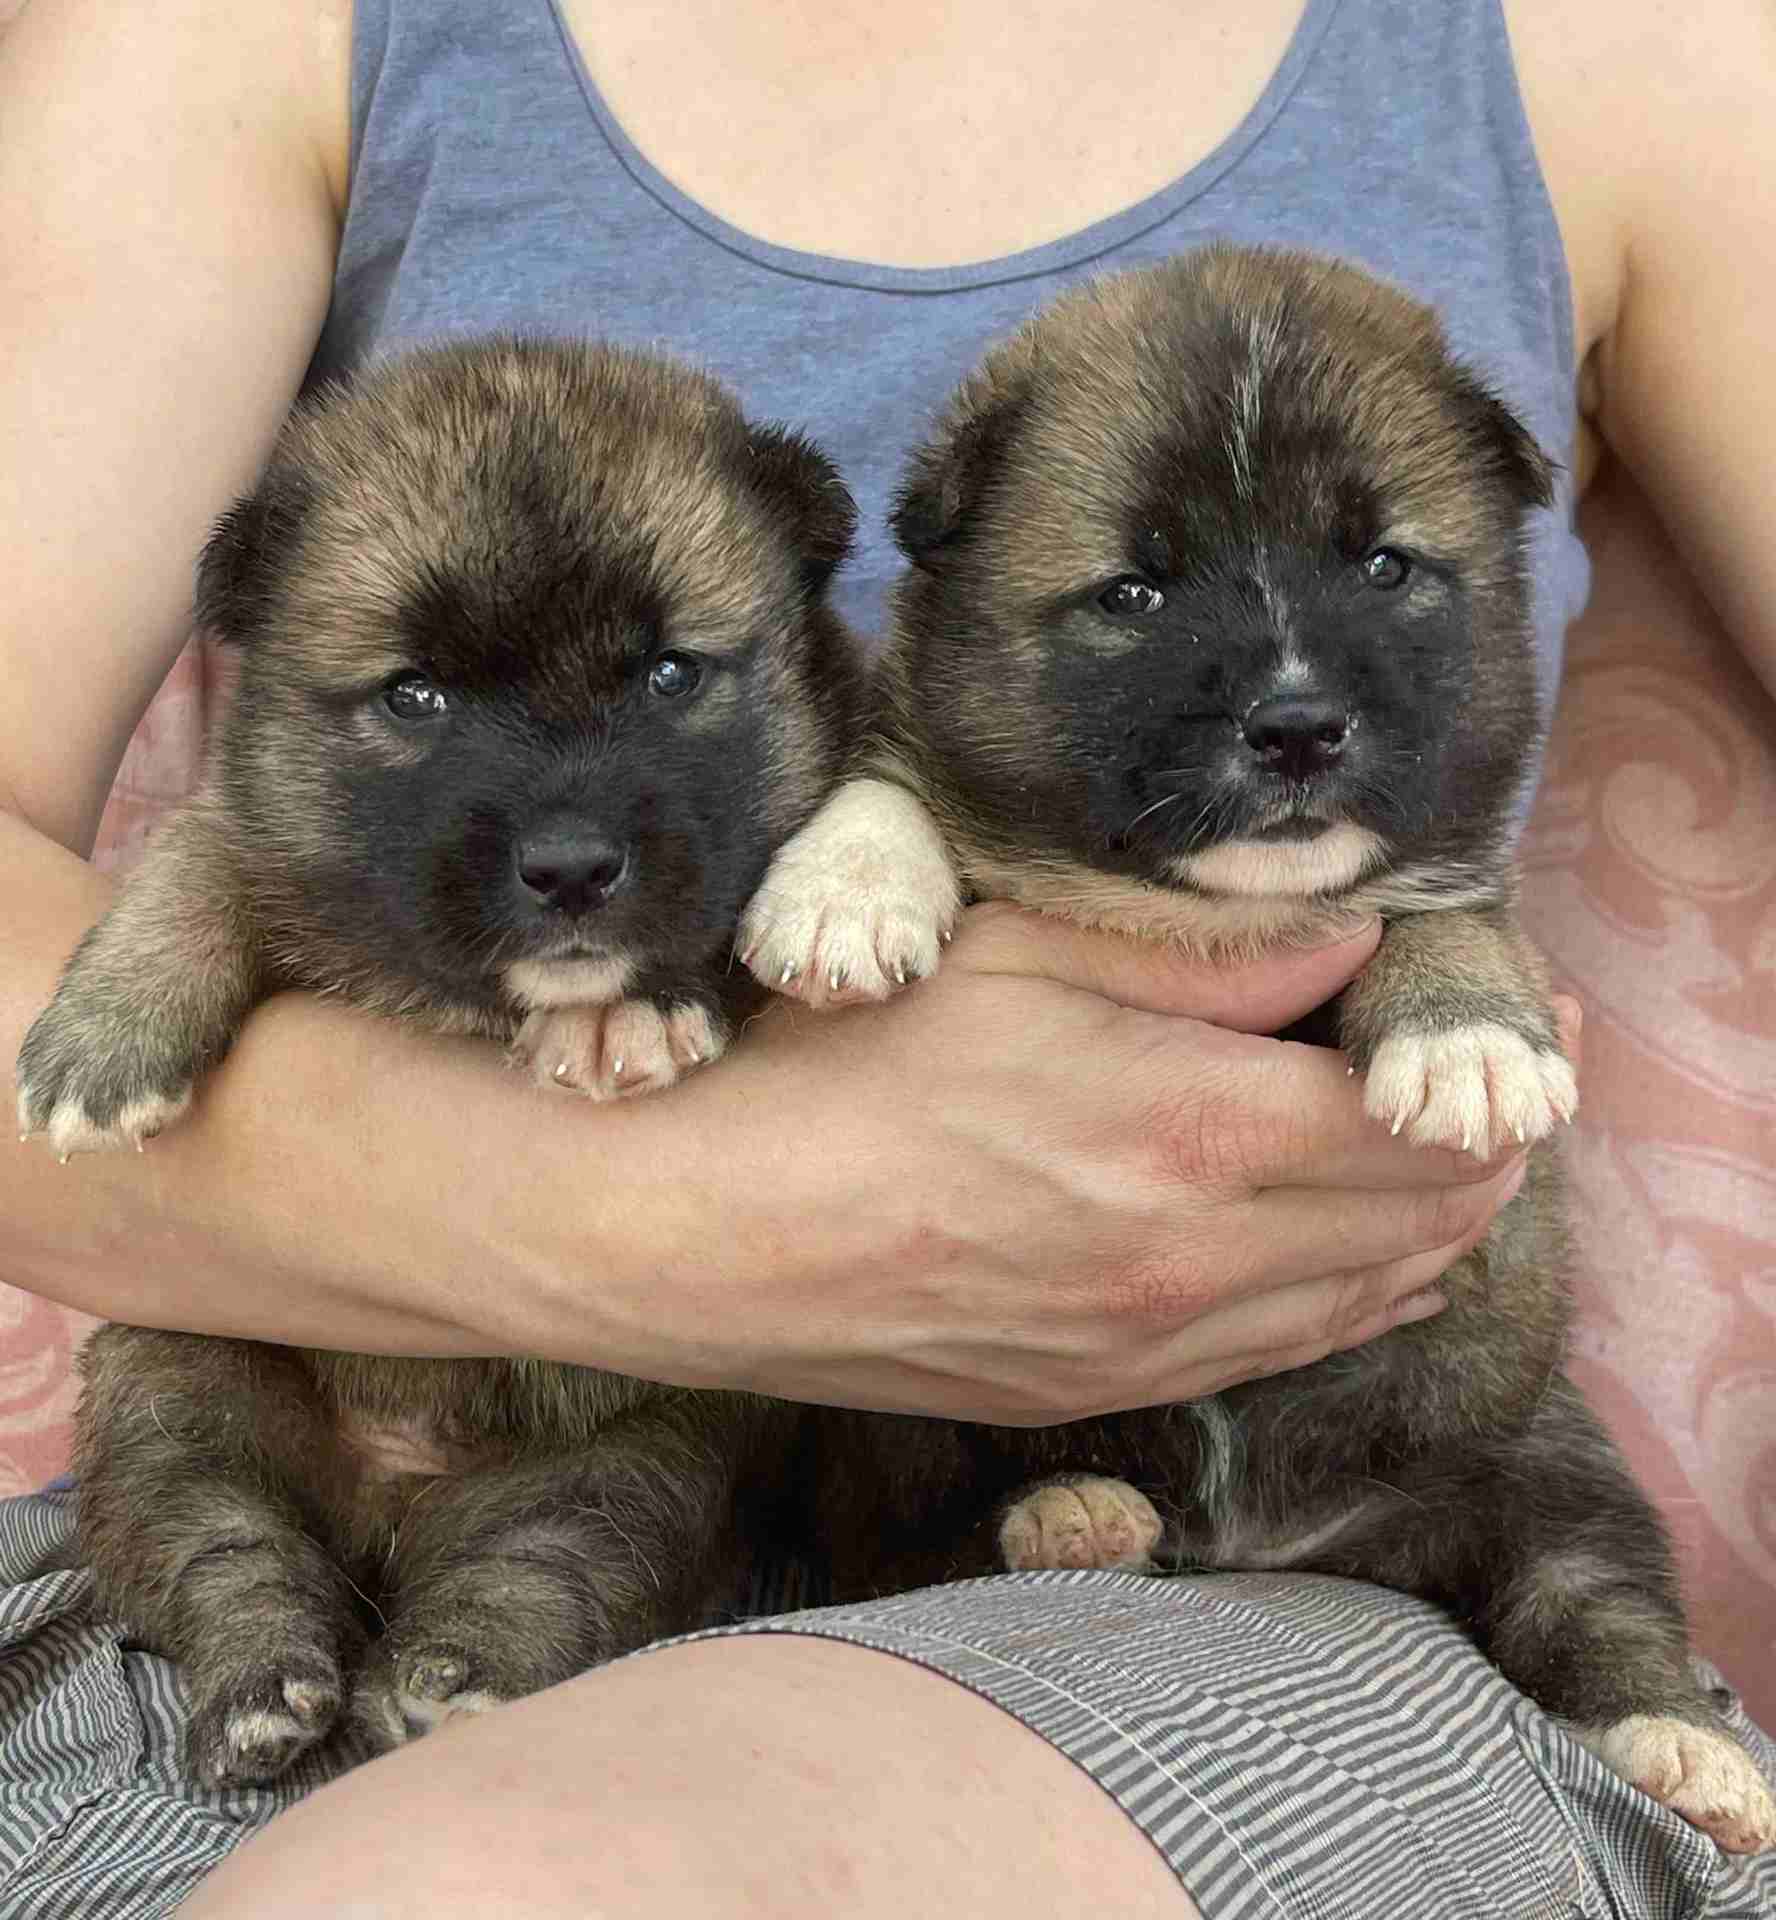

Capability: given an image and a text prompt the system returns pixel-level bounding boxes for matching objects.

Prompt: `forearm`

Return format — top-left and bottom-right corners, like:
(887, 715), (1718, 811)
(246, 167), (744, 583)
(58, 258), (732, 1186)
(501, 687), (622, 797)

(1, 808), (691, 1370)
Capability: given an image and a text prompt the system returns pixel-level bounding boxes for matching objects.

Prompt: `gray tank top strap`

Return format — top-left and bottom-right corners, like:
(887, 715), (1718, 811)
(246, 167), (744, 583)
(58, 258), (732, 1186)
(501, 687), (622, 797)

(317, 0), (1589, 711)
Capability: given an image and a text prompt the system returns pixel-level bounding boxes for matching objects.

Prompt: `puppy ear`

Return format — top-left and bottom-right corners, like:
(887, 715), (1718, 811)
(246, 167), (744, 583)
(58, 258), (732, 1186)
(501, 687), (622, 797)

(1456, 377), (1557, 511)
(891, 365), (1031, 566)
(743, 424), (858, 592)
(194, 465), (309, 643)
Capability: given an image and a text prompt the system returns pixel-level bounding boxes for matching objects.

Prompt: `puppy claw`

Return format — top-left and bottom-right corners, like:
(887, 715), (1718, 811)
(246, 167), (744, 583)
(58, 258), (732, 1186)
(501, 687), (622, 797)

(16, 1078), (195, 1160)
(1365, 1022), (1576, 1157)
(740, 778), (961, 1010)
(513, 1000), (726, 1102)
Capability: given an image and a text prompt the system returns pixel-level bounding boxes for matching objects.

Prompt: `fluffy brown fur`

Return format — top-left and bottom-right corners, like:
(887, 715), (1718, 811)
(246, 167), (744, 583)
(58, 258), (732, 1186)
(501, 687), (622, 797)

(16, 339), (862, 1785)
(743, 248), (1775, 1853)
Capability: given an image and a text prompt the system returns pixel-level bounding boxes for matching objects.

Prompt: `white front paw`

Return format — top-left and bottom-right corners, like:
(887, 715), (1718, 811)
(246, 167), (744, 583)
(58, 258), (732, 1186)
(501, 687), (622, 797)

(739, 778), (960, 1008)
(511, 1000), (725, 1101)
(1363, 1022), (1577, 1156)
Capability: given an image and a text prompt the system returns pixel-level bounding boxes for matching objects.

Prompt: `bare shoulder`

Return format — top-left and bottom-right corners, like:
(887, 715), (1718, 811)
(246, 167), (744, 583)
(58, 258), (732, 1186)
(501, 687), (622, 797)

(1507, 0), (1776, 678)
(0, 0), (351, 849)
(1505, 0), (1775, 338)
(1, 0), (350, 209)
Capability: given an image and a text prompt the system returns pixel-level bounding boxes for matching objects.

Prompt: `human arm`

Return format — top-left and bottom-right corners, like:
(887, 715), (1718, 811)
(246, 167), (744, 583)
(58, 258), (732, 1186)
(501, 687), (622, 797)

(2, 0), (1525, 1423)
(1511, 0), (1776, 694)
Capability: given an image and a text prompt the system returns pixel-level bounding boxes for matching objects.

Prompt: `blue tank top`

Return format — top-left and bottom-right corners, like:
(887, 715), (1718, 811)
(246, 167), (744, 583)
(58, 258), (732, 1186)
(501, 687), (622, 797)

(311, 0), (1590, 707)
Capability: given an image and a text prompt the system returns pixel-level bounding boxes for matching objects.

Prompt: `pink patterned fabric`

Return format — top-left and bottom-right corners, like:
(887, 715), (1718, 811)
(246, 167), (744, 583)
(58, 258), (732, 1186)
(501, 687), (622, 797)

(3, 475), (1772, 1721)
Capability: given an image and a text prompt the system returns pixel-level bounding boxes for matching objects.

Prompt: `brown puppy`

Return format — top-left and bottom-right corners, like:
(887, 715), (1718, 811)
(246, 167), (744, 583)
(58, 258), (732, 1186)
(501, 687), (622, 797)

(741, 248), (1775, 1854)
(16, 339), (862, 1785)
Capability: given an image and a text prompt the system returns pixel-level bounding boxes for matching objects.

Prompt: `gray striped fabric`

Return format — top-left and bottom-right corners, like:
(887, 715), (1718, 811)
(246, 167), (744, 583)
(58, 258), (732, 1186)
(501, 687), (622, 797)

(2, 1484), (1772, 1917)
(0, 1487), (370, 1919)
(678, 1576), (1776, 1919)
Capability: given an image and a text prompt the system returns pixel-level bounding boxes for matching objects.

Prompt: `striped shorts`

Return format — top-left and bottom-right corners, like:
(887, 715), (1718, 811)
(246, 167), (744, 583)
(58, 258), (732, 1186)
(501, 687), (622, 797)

(3, 1482), (1773, 1918)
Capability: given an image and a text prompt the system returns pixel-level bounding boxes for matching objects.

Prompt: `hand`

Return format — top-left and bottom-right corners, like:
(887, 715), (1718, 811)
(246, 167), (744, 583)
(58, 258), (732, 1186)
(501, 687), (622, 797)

(613, 904), (1560, 1424)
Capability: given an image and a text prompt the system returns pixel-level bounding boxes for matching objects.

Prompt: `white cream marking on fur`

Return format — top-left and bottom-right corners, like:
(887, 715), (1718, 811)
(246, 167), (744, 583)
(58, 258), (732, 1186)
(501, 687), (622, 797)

(21, 1084), (194, 1159)
(502, 953), (635, 1010)
(1364, 1021), (1577, 1156)
(511, 999), (724, 1100)
(740, 778), (961, 1006)
(1173, 823), (1384, 899)
(1209, 1500), (1376, 1572)
(1576, 1716), (1776, 1853)
(1188, 1397), (1242, 1524)
(1268, 652), (1313, 690)
(335, 1412), (452, 1479)
(999, 1478), (1163, 1572)
(960, 849), (1375, 959)
(1353, 865), (1501, 919)
(1226, 309), (1279, 506)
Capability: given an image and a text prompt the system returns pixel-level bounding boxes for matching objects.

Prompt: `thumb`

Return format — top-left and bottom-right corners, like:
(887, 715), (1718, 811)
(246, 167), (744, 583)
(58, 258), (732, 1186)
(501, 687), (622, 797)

(950, 902), (1382, 1033)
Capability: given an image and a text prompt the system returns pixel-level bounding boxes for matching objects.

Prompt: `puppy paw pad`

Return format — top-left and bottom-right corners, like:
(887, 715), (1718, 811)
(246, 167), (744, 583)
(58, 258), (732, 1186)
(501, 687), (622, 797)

(740, 780), (959, 1009)
(999, 1477), (1163, 1572)
(1579, 1715), (1776, 1854)
(1364, 1023), (1575, 1157)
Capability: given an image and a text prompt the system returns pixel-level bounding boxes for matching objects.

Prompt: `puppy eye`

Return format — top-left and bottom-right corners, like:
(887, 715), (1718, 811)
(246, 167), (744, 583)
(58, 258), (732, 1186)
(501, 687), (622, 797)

(382, 672), (448, 720)
(1097, 578), (1166, 618)
(1359, 548), (1411, 590)
(647, 653), (703, 700)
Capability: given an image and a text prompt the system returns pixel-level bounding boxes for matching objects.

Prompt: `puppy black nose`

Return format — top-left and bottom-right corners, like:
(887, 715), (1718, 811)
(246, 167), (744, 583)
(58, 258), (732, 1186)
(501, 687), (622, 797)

(516, 832), (631, 913)
(1241, 697), (1350, 779)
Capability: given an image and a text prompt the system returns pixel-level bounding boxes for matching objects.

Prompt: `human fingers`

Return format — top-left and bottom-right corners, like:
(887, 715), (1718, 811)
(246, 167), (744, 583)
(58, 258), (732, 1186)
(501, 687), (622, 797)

(1141, 1016), (1569, 1193)
(949, 900), (1382, 1033)
(1081, 1165), (1522, 1419)
(1091, 1151), (1524, 1344)
(1228, 1151), (1529, 1292)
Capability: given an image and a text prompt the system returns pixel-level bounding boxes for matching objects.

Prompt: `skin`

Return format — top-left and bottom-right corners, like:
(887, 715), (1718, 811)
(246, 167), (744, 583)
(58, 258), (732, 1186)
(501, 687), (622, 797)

(1, 0), (1771, 1912)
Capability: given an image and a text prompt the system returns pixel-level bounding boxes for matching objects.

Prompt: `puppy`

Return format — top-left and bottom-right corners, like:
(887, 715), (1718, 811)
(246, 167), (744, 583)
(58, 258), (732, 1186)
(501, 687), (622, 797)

(16, 339), (862, 1785)
(740, 248), (1776, 1854)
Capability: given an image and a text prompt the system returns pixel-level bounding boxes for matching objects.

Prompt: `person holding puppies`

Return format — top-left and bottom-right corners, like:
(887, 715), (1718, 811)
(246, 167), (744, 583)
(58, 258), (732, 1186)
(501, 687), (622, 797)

(1, 1), (1773, 1916)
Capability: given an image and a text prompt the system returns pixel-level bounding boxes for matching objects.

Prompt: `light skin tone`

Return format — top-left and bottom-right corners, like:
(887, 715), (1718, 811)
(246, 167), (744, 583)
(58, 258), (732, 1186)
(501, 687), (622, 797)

(3, 0), (1772, 1912)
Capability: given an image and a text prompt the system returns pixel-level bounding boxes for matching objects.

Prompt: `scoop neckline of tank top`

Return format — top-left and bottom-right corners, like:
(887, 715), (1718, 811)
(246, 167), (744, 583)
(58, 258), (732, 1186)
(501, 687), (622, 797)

(544, 0), (1344, 293)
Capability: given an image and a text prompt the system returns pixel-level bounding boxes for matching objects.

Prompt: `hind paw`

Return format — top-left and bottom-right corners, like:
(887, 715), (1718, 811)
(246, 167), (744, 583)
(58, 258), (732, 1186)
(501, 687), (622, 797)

(189, 1662), (342, 1786)
(999, 1477), (1163, 1572)
(354, 1641), (507, 1750)
(1578, 1715), (1776, 1854)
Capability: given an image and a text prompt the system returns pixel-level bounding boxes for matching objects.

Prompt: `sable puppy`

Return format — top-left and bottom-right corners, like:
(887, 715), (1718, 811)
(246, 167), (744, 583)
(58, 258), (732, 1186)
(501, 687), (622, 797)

(16, 339), (861, 1785)
(741, 248), (1775, 1853)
